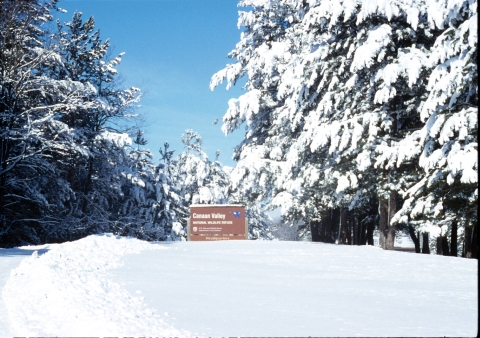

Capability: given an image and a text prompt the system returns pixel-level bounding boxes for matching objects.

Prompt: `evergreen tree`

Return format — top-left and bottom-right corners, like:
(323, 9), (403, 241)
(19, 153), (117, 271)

(211, 0), (477, 254)
(391, 0), (477, 256)
(0, 1), (146, 245)
(0, 0), (90, 245)
(154, 141), (185, 241)
(49, 11), (141, 239)
(165, 130), (230, 239)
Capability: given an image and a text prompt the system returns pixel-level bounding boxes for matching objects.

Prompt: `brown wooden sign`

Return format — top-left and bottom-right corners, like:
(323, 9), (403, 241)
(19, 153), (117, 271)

(188, 204), (248, 241)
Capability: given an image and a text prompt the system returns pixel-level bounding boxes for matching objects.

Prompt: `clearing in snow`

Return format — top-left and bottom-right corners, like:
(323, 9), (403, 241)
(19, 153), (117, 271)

(0, 234), (477, 337)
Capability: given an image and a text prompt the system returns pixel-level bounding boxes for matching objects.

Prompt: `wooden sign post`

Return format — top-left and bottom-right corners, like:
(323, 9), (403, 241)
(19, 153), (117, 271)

(187, 204), (248, 241)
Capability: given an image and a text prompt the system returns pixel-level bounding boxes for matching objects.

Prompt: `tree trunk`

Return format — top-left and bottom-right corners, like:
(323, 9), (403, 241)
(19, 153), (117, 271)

(464, 212), (473, 258)
(379, 199), (388, 248)
(353, 215), (359, 245)
(323, 210), (334, 243)
(385, 191), (397, 250)
(310, 220), (320, 242)
(359, 216), (367, 245)
(441, 236), (450, 256)
(464, 211), (478, 259)
(346, 212), (352, 245)
(471, 219), (478, 259)
(318, 219), (326, 242)
(450, 219), (458, 257)
(338, 208), (348, 244)
(436, 236), (443, 255)
(464, 226), (471, 258)
(332, 208), (340, 242)
(367, 221), (374, 246)
(422, 232), (430, 254)
(408, 225), (421, 253)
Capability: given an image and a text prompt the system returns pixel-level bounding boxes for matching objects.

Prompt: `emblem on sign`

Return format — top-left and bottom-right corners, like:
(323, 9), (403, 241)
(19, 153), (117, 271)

(233, 212), (241, 218)
(193, 227), (198, 232)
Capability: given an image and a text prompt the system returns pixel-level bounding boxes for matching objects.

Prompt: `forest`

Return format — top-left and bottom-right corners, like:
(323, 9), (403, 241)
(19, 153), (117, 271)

(0, 0), (477, 258)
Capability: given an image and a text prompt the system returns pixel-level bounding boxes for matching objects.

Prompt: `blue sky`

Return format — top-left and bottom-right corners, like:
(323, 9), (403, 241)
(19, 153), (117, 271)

(55, 0), (246, 167)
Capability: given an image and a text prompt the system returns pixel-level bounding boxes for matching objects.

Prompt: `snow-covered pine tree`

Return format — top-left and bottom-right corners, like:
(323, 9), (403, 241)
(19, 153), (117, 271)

(115, 130), (158, 240)
(169, 130), (273, 240)
(211, 0), (388, 243)
(226, 165), (274, 240)
(51, 11), (142, 238)
(166, 130), (230, 240)
(0, 0), (93, 245)
(391, 0), (477, 257)
(211, 0), (477, 253)
(149, 141), (186, 241)
(294, 1), (434, 248)
(210, 0), (312, 237)
(172, 130), (230, 207)
(104, 135), (186, 242)
(0, 0), (186, 246)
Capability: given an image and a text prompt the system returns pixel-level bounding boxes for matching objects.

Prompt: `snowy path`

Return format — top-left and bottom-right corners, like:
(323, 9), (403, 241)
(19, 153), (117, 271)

(1, 235), (478, 337)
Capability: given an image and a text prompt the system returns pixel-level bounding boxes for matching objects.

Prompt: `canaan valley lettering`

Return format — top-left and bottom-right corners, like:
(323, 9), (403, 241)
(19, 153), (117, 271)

(192, 213), (226, 220)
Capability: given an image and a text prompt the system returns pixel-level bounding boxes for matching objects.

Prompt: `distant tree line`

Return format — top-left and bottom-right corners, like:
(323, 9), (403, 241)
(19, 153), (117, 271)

(211, 0), (477, 257)
(0, 0), (272, 247)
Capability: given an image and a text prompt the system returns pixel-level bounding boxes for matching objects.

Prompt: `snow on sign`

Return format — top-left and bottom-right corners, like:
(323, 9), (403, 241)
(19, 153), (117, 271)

(188, 205), (248, 241)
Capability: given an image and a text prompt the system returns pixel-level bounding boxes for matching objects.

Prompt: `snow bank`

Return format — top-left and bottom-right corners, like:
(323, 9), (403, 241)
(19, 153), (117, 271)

(1, 235), (477, 337)
(2, 234), (187, 337)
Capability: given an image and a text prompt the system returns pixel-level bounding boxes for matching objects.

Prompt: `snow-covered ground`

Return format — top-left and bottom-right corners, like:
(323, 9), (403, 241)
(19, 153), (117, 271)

(0, 234), (477, 337)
